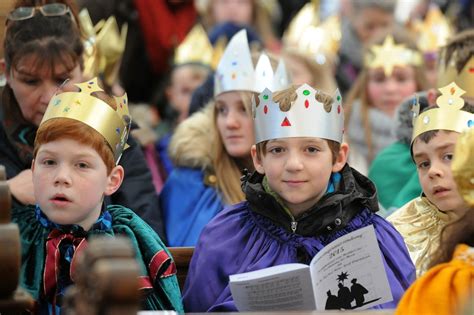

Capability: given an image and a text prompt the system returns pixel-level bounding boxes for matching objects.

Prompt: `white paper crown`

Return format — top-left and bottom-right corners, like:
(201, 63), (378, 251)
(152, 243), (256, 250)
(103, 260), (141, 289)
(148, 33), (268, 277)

(252, 84), (344, 144)
(254, 53), (291, 92)
(214, 30), (256, 96)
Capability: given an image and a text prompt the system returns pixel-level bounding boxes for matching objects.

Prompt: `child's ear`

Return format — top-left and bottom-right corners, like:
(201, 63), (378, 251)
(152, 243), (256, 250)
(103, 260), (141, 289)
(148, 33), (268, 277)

(104, 165), (124, 196)
(332, 142), (349, 172)
(250, 145), (265, 174)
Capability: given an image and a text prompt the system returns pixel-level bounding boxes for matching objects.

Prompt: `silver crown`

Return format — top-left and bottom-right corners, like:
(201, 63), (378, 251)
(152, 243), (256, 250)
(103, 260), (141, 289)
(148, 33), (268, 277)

(253, 84), (344, 143)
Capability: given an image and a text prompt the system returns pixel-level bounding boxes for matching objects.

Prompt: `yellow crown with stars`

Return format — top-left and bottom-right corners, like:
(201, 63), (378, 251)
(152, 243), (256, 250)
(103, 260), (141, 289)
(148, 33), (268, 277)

(410, 5), (452, 54)
(365, 35), (423, 76)
(174, 24), (213, 67)
(437, 53), (474, 99)
(411, 82), (474, 144)
(79, 9), (128, 87)
(283, 1), (340, 64)
(40, 78), (131, 163)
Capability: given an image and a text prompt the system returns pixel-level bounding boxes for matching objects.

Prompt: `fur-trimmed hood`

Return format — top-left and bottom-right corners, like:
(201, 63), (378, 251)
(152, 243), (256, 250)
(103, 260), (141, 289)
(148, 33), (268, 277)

(394, 91), (430, 145)
(168, 103), (216, 170)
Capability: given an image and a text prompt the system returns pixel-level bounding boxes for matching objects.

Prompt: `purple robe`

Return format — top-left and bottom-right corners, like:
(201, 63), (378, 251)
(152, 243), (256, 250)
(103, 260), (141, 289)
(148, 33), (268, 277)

(183, 202), (415, 312)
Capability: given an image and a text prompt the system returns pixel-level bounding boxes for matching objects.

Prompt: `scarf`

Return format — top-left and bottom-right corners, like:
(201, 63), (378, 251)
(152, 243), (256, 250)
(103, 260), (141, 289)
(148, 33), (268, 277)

(35, 205), (112, 313)
(262, 172), (342, 219)
(347, 99), (396, 164)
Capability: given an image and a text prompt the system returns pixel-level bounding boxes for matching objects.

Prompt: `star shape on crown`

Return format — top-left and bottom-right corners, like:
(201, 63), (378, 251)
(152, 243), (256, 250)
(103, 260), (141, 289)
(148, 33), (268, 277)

(74, 77), (104, 93)
(368, 36), (412, 77)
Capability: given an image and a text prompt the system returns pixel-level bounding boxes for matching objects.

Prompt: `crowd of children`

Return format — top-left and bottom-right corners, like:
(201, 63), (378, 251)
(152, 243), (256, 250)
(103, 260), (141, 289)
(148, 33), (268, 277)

(0, 0), (473, 314)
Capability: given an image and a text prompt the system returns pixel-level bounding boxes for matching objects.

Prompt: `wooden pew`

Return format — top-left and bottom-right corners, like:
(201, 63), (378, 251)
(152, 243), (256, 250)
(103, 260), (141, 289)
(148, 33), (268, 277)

(63, 236), (141, 315)
(167, 247), (194, 291)
(0, 165), (34, 314)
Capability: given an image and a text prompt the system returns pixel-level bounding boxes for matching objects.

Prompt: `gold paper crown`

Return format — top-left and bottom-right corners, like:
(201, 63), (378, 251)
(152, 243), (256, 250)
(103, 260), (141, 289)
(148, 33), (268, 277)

(174, 24), (213, 67)
(283, 1), (340, 64)
(437, 54), (474, 99)
(452, 127), (474, 206)
(80, 9), (128, 87)
(411, 82), (474, 143)
(365, 35), (423, 76)
(40, 78), (131, 163)
(410, 6), (452, 54)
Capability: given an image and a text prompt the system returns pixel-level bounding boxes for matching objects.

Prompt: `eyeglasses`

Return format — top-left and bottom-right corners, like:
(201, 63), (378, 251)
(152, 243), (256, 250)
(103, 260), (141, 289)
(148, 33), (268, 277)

(7, 3), (71, 22)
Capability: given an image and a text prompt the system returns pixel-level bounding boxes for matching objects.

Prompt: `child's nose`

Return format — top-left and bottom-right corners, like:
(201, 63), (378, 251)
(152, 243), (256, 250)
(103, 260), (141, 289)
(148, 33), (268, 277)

(285, 152), (304, 171)
(428, 161), (444, 178)
(54, 165), (72, 186)
(384, 78), (398, 92)
(39, 82), (58, 105)
(225, 111), (240, 128)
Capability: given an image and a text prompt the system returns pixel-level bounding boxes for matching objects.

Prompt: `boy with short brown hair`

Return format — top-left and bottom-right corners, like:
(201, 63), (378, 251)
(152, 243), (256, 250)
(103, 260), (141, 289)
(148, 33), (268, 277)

(388, 28), (474, 277)
(183, 84), (415, 312)
(388, 83), (474, 277)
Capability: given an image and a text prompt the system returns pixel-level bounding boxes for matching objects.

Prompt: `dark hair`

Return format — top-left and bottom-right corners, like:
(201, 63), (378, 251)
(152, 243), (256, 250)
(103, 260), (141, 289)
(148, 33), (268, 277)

(439, 29), (474, 72)
(4, 1), (83, 73)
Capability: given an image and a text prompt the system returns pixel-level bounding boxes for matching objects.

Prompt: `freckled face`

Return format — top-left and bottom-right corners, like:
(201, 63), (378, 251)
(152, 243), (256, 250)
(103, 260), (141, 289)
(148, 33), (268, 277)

(33, 139), (120, 230)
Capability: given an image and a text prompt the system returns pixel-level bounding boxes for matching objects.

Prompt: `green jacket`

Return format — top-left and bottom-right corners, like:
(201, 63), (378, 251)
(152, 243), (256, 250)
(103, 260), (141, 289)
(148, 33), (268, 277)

(12, 204), (183, 312)
(369, 141), (421, 217)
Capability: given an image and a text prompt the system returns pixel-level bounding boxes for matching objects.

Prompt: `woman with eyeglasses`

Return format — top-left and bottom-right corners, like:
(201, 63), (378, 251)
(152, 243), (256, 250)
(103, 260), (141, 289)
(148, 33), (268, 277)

(0, 1), (167, 245)
(0, 0), (181, 312)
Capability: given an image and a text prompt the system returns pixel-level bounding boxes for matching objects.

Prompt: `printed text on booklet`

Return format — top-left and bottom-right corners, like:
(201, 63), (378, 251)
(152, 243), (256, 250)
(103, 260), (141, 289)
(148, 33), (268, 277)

(229, 225), (393, 311)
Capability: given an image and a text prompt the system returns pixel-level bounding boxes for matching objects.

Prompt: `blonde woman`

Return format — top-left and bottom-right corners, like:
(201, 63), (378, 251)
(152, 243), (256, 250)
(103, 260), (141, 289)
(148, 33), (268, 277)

(160, 90), (255, 246)
(159, 30), (261, 246)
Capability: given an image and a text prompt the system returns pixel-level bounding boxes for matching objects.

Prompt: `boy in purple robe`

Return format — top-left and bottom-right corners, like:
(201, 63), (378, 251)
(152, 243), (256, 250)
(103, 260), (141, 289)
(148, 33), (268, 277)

(183, 84), (415, 312)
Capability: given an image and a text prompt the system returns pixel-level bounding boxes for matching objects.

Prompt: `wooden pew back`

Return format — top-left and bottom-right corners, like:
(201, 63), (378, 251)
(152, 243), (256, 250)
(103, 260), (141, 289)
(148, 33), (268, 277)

(167, 247), (194, 291)
(0, 165), (34, 313)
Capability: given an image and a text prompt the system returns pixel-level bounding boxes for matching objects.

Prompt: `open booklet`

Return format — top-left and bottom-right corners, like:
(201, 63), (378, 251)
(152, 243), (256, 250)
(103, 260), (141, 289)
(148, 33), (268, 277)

(229, 225), (393, 311)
